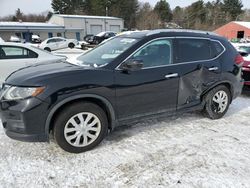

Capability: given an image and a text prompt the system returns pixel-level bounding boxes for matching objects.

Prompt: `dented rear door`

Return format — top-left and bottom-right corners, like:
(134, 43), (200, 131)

(173, 37), (222, 109)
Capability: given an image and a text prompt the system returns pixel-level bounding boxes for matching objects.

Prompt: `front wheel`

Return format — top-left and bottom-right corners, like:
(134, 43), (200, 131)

(203, 85), (231, 119)
(44, 47), (51, 52)
(54, 102), (108, 153)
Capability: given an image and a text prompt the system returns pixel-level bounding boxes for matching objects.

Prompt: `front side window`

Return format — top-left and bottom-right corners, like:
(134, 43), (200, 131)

(176, 38), (212, 63)
(129, 39), (172, 68)
(0, 46), (38, 59)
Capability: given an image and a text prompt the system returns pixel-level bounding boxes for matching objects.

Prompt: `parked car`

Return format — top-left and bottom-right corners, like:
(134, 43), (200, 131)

(9, 36), (25, 43)
(39, 37), (78, 52)
(83, 34), (94, 43)
(0, 29), (243, 153)
(31, 34), (41, 43)
(237, 45), (250, 86)
(0, 43), (66, 86)
(91, 31), (116, 45)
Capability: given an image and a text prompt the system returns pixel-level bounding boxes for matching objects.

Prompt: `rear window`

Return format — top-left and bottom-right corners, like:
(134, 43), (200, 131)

(176, 38), (212, 63)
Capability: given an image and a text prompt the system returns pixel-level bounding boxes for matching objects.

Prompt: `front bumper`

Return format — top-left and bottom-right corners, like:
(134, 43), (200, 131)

(0, 97), (49, 142)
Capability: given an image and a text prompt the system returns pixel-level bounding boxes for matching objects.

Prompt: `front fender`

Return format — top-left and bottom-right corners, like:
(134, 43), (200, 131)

(44, 94), (116, 141)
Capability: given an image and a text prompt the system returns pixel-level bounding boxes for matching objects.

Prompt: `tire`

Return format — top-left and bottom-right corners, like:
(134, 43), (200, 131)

(68, 43), (75, 48)
(54, 102), (108, 153)
(203, 85), (231, 119)
(44, 47), (51, 52)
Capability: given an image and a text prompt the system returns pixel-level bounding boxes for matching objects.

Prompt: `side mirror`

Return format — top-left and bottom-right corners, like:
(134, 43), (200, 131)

(121, 59), (143, 71)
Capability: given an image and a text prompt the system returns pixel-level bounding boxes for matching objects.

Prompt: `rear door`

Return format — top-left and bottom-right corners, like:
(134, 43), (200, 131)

(173, 37), (223, 109)
(56, 38), (67, 49)
(115, 38), (179, 120)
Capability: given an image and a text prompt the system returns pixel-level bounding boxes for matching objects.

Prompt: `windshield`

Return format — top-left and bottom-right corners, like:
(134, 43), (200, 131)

(76, 37), (138, 67)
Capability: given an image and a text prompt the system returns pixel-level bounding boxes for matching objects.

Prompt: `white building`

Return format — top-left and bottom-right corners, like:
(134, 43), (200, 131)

(49, 14), (124, 40)
(0, 21), (65, 42)
(0, 14), (124, 42)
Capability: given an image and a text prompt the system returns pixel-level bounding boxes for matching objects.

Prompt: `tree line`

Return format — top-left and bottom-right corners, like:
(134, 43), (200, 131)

(0, 0), (249, 31)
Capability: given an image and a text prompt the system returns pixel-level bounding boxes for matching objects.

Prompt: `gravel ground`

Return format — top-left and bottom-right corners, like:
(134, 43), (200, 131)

(1, 91), (250, 188)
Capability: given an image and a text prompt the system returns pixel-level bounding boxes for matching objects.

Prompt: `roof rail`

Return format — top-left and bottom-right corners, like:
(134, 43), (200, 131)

(146, 29), (218, 36)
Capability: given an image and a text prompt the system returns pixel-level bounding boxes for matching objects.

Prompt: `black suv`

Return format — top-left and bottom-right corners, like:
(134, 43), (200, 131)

(0, 30), (243, 153)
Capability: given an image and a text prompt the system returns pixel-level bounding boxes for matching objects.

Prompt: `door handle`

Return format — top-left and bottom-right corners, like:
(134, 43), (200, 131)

(165, 73), (178, 79)
(208, 67), (219, 71)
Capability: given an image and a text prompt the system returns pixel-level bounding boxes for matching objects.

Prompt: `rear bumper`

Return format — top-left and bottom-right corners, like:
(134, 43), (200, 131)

(233, 80), (244, 100)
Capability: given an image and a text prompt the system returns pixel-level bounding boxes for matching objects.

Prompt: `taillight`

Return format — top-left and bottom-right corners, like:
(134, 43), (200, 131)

(235, 54), (244, 65)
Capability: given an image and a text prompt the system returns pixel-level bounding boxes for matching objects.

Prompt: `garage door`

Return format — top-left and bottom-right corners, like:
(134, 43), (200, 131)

(110, 25), (121, 33)
(90, 25), (102, 35)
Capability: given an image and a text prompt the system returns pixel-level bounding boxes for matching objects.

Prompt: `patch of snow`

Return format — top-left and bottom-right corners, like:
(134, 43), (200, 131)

(1, 93), (250, 187)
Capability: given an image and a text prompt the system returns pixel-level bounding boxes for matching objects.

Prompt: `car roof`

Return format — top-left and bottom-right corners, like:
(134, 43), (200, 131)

(0, 42), (30, 47)
(46, 37), (65, 40)
(119, 29), (220, 40)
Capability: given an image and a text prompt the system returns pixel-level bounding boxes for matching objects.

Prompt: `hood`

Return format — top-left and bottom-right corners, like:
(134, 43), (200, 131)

(5, 60), (88, 86)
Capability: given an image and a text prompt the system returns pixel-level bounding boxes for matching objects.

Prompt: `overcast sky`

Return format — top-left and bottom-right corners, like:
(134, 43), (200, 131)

(0, 0), (250, 17)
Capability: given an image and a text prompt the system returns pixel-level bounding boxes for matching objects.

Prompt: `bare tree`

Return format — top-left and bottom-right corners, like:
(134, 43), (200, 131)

(136, 3), (160, 30)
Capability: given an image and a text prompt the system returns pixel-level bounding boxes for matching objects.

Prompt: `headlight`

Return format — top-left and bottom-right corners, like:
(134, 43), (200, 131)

(0, 86), (45, 101)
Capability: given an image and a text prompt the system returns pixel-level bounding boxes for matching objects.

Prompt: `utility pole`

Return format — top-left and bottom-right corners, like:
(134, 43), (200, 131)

(106, 0), (111, 16)
(106, 6), (108, 16)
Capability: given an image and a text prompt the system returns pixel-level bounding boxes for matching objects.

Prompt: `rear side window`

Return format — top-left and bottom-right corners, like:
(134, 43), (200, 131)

(0, 46), (38, 59)
(176, 38), (212, 63)
(211, 41), (224, 57)
(47, 39), (56, 44)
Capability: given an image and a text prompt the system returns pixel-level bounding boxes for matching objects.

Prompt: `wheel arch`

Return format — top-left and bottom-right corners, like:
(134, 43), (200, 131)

(44, 47), (51, 52)
(201, 81), (233, 103)
(44, 94), (116, 141)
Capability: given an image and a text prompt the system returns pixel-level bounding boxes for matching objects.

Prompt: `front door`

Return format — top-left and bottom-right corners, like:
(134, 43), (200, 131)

(115, 38), (179, 120)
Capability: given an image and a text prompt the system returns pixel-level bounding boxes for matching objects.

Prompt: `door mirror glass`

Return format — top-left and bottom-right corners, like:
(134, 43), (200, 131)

(121, 59), (143, 71)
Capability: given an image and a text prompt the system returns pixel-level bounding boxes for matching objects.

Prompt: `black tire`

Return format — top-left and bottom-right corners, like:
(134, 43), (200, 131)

(203, 85), (231, 119)
(54, 102), (108, 153)
(44, 47), (51, 52)
(68, 43), (75, 48)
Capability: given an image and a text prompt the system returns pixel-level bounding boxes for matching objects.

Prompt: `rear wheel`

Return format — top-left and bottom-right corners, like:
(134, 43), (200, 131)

(68, 43), (75, 48)
(203, 85), (231, 119)
(54, 102), (108, 153)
